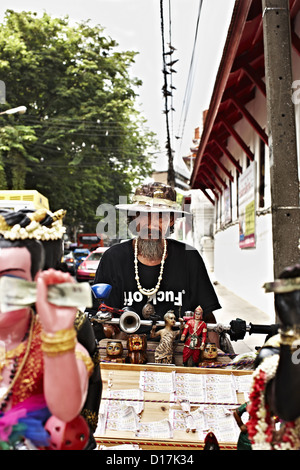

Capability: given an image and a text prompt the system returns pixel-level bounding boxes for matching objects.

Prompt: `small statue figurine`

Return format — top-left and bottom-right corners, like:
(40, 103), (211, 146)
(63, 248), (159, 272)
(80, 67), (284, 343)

(150, 310), (182, 364)
(126, 334), (147, 364)
(102, 324), (121, 339)
(181, 306), (207, 367)
(104, 340), (124, 363)
(199, 342), (218, 366)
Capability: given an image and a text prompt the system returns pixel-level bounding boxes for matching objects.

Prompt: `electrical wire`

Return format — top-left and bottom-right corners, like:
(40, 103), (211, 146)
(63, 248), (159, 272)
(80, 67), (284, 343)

(159, 0), (204, 183)
(160, 0), (175, 186)
(17, 116), (138, 137)
(168, 0), (174, 149)
(176, 0), (204, 148)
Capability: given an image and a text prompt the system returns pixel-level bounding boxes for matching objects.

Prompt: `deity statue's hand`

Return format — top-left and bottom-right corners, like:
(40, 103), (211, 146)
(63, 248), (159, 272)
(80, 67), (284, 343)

(35, 268), (77, 333)
(275, 290), (300, 327)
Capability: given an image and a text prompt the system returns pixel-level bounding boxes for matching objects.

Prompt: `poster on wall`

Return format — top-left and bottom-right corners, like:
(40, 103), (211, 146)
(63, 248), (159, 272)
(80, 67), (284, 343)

(238, 161), (256, 249)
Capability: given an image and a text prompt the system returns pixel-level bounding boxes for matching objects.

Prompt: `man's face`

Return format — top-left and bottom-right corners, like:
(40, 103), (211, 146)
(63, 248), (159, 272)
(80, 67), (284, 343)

(132, 212), (174, 260)
(134, 212), (173, 240)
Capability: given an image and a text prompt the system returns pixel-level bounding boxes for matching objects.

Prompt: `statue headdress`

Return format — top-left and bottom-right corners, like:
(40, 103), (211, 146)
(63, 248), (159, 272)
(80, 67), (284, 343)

(0, 208), (66, 241)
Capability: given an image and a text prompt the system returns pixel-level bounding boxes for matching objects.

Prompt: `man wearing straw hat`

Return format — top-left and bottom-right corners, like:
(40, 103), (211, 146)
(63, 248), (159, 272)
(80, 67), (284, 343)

(91, 182), (221, 342)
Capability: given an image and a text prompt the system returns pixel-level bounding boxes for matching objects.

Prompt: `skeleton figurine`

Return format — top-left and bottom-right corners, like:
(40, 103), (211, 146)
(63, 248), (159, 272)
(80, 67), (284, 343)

(151, 310), (182, 364)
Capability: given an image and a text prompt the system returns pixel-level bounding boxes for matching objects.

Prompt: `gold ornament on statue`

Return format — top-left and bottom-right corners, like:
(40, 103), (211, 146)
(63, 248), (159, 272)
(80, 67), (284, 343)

(0, 209), (66, 241)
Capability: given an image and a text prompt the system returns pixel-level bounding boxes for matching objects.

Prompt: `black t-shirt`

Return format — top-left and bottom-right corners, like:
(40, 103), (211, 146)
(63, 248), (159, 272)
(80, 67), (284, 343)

(88, 239), (221, 333)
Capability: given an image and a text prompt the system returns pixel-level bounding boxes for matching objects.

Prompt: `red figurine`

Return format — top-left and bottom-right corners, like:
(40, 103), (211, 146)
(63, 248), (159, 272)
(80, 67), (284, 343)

(181, 306), (207, 367)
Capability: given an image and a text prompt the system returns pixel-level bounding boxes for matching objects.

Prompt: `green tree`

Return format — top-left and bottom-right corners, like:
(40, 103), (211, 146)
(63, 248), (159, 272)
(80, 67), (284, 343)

(0, 10), (157, 237)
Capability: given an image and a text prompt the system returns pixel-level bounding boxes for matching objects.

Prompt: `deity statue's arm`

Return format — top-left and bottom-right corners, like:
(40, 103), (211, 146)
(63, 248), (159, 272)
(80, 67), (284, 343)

(266, 339), (300, 422)
(181, 321), (190, 341)
(200, 323), (207, 345)
(150, 324), (160, 339)
(36, 269), (90, 422)
(266, 291), (300, 422)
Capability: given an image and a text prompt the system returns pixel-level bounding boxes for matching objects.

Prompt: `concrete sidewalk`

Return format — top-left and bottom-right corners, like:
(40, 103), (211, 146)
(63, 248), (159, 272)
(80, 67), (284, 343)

(212, 282), (276, 355)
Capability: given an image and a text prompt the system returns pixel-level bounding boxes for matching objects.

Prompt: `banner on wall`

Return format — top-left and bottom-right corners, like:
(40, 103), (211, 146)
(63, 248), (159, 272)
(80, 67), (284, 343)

(238, 161), (256, 249)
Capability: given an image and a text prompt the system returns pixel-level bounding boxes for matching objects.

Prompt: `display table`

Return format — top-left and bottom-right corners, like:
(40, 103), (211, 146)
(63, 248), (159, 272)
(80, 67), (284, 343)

(98, 338), (232, 367)
(94, 362), (253, 450)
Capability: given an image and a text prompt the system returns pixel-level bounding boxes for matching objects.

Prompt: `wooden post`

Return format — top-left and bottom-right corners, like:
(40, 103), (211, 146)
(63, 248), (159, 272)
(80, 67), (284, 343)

(262, 0), (300, 281)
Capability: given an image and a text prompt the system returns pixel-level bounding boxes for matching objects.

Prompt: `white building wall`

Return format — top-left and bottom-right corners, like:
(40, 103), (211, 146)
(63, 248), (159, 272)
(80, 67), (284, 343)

(213, 66), (298, 319)
(191, 11), (300, 319)
(214, 214), (275, 316)
(214, 29), (300, 321)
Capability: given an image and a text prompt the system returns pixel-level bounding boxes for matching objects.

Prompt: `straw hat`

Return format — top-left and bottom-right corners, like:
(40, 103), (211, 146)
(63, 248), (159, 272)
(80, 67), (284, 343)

(115, 182), (189, 215)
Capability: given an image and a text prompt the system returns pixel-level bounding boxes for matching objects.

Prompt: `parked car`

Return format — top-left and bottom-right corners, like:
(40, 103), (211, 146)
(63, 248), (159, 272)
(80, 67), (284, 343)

(73, 248), (90, 271)
(76, 247), (108, 282)
(61, 250), (76, 275)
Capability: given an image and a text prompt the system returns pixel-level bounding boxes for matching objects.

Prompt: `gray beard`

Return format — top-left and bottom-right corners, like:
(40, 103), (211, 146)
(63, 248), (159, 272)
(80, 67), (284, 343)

(137, 237), (164, 261)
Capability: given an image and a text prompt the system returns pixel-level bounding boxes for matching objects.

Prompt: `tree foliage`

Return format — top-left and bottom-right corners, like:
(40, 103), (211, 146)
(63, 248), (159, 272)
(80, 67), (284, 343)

(0, 10), (157, 236)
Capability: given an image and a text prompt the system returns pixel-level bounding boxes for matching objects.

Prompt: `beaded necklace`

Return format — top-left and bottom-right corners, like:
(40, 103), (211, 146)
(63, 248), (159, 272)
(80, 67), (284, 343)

(134, 237), (167, 297)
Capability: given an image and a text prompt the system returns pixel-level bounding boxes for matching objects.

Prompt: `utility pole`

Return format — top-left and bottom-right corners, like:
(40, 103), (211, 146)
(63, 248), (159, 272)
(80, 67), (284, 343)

(262, 0), (300, 280)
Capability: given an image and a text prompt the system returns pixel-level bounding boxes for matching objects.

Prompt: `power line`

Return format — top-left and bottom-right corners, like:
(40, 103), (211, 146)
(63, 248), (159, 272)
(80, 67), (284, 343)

(160, 0), (176, 186)
(1, 115), (142, 138)
(176, 0), (204, 148)
(19, 116), (138, 133)
(168, 0), (174, 149)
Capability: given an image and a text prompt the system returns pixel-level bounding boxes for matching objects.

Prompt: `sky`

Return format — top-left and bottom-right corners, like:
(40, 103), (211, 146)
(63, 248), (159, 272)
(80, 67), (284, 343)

(0, 0), (236, 177)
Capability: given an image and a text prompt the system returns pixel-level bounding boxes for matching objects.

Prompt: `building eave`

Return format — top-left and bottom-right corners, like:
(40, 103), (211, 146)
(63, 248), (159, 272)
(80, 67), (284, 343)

(190, 0), (300, 195)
